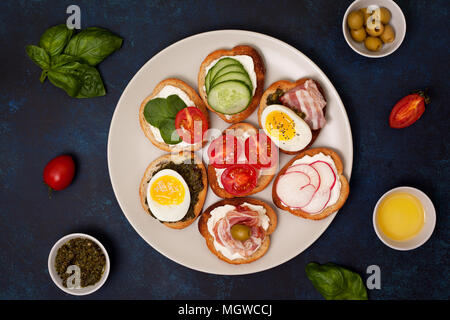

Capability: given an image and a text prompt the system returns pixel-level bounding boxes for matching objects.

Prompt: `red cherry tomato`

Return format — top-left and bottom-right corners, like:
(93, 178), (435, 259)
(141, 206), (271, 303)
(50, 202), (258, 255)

(244, 133), (278, 168)
(221, 164), (258, 195)
(175, 107), (208, 143)
(207, 135), (243, 168)
(389, 91), (430, 129)
(43, 155), (75, 191)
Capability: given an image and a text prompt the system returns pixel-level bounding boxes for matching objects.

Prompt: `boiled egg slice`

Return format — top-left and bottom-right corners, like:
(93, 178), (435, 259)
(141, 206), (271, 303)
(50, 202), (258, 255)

(261, 104), (312, 152)
(146, 169), (191, 222)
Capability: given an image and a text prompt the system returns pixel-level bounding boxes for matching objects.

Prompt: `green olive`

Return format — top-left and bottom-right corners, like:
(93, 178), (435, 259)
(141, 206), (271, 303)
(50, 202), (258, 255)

(380, 24), (395, 43)
(351, 27), (367, 42)
(360, 8), (373, 26)
(230, 224), (252, 241)
(347, 10), (364, 30)
(365, 21), (384, 37)
(379, 7), (391, 24)
(364, 36), (383, 52)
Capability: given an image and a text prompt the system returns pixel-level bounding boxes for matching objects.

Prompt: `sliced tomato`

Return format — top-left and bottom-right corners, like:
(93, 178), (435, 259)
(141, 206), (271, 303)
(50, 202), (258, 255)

(175, 107), (208, 143)
(389, 91), (429, 129)
(207, 135), (243, 168)
(221, 164), (258, 195)
(244, 133), (278, 168)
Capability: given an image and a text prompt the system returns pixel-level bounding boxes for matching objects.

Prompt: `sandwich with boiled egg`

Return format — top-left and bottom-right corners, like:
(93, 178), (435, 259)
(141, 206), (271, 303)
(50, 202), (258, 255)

(139, 78), (210, 152)
(198, 45), (265, 123)
(198, 197), (277, 264)
(258, 78), (327, 154)
(205, 122), (278, 199)
(139, 152), (208, 229)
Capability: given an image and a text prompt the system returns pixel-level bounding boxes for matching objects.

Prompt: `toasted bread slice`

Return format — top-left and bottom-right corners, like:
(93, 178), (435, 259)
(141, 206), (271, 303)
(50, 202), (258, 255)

(198, 45), (265, 123)
(258, 78), (326, 154)
(139, 78), (209, 152)
(198, 197), (277, 264)
(272, 147), (349, 220)
(207, 122), (277, 198)
(139, 152), (208, 229)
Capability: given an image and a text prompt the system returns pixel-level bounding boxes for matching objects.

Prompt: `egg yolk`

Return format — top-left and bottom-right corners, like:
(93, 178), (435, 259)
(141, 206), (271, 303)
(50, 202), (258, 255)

(265, 110), (296, 141)
(150, 175), (185, 205)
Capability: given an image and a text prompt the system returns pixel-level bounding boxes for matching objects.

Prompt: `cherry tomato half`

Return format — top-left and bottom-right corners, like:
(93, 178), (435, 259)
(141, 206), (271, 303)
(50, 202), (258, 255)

(175, 107), (208, 143)
(220, 164), (258, 195)
(43, 155), (75, 191)
(389, 91), (429, 129)
(207, 135), (243, 168)
(244, 133), (278, 168)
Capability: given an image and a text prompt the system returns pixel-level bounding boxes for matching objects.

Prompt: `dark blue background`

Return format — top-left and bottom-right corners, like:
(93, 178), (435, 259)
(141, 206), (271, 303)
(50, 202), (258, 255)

(0, 0), (448, 300)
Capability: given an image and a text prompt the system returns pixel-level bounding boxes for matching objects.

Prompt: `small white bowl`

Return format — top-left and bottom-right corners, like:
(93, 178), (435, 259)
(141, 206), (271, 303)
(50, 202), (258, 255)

(342, 0), (406, 58)
(373, 187), (436, 251)
(48, 233), (110, 296)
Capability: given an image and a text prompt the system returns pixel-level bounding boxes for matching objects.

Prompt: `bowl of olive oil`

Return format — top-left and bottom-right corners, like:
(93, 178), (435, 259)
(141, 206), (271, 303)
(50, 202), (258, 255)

(373, 187), (436, 250)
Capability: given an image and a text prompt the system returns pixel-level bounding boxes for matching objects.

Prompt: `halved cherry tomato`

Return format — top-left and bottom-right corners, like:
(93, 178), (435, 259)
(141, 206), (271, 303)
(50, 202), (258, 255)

(244, 133), (278, 168)
(175, 107), (208, 143)
(207, 135), (243, 168)
(221, 164), (258, 195)
(389, 90), (430, 129)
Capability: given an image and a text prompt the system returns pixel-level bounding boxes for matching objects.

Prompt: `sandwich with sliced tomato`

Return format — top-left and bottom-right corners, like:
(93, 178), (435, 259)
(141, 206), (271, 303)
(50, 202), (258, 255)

(139, 78), (209, 152)
(205, 122), (278, 198)
(258, 78), (327, 154)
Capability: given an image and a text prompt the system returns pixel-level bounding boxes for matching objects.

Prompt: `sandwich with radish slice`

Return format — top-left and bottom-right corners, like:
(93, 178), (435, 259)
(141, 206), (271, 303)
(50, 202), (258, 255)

(272, 147), (349, 220)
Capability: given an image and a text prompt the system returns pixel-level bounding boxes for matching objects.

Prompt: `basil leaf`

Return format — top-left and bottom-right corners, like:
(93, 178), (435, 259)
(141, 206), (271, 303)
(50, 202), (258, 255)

(73, 64), (105, 98)
(305, 262), (368, 300)
(50, 54), (81, 69)
(159, 118), (182, 145)
(48, 69), (81, 98)
(49, 62), (105, 98)
(144, 98), (168, 127)
(64, 27), (123, 66)
(39, 24), (74, 57)
(166, 94), (187, 115)
(26, 45), (50, 70)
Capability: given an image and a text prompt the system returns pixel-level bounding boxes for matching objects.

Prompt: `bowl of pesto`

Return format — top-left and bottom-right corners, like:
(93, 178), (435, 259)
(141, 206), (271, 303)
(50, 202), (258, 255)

(48, 233), (110, 296)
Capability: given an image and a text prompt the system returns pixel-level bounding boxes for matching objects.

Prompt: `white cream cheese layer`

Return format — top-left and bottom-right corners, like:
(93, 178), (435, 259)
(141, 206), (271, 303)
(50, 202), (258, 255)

(204, 55), (257, 95)
(149, 85), (195, 147)
(206, 203), (269, 260)
(291, 153), (342, 210)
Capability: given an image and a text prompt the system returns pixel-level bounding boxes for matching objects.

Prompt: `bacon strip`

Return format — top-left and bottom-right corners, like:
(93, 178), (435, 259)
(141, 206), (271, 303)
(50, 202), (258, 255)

(212, 207), (266, 258)
(280, 80), (326, 130)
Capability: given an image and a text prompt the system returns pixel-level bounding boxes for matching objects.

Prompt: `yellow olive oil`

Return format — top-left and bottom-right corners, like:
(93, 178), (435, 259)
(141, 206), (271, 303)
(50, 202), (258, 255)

(377, 192), (424, 241)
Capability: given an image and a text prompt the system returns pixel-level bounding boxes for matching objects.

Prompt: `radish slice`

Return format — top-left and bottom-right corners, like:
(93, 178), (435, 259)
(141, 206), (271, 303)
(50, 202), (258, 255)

(276, 172), (315, 208)
(310, 161), (336, 189)
(301, 188), (331, 214)
(285, 164), (321, 189)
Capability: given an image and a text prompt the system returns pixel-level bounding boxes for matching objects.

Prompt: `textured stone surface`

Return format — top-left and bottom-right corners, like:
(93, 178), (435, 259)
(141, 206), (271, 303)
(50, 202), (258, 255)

(0, 0), (448, 299)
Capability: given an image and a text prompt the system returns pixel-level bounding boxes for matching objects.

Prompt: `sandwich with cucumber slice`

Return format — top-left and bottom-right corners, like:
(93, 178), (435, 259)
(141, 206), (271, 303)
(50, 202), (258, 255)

(139, 78), (210, 152)
(198, 45), (265, 123)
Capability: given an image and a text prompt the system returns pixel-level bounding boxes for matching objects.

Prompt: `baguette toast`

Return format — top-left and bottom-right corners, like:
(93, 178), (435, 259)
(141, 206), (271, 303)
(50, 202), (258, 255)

(139, 152), (207, 229)
(272, 147), (349, 220)
(198, 197), (277, 265)
(207, 122), (277, 198)
(198, 45), (265, 123)
(258, 78), (326, 154)
(139, 78), (209, 152)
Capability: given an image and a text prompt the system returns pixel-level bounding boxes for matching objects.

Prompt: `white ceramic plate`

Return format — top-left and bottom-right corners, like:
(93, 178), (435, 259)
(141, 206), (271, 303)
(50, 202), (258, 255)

(107, 30), (353, 275)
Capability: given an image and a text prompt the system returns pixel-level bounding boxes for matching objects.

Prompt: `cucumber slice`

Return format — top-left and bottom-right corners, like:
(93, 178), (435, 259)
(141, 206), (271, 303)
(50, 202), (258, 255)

(207, 80), (251, 114)
(205, 58), (241, 92)
(210, 71), (253, 93)
(211, 64), (247, 82)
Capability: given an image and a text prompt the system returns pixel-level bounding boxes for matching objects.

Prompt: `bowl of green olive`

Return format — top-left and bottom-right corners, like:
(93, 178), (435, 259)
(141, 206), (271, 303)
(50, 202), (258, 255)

(342, 0), (406, 58)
